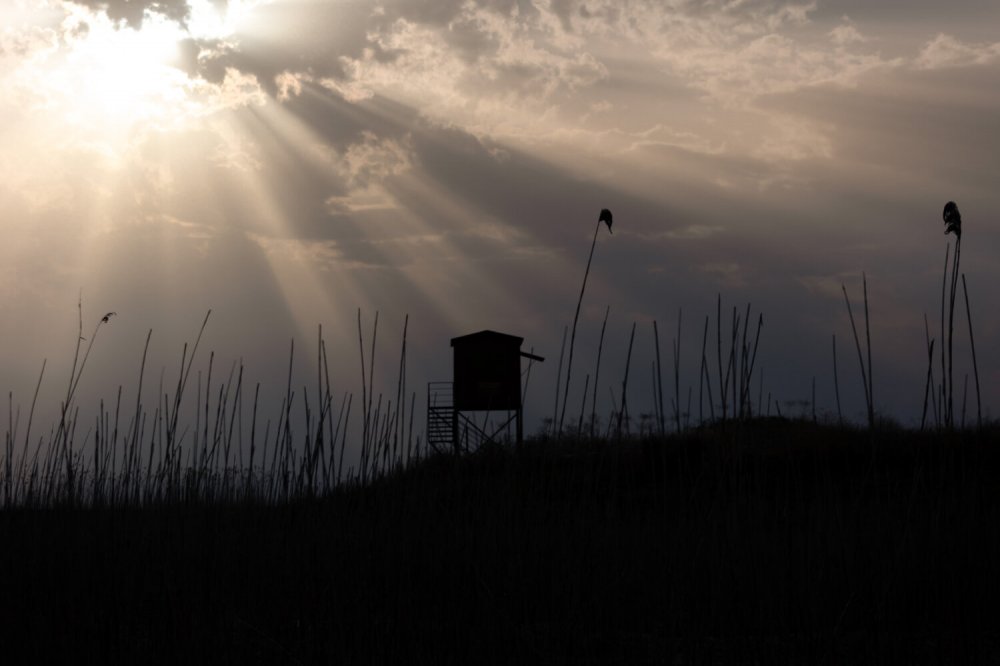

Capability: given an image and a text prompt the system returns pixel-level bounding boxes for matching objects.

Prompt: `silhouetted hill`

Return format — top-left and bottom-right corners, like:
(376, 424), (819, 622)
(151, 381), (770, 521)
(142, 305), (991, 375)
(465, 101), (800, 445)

(2, 419), (999, 664)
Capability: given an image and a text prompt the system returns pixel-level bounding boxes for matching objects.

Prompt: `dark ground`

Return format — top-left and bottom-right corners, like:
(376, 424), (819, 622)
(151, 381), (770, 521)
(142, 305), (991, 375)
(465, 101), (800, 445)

(2, 419), (999, 664)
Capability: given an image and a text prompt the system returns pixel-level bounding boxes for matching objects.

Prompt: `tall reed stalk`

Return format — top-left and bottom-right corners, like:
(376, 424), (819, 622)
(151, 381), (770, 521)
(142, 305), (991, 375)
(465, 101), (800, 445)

(616, 322), (636, 440)
(699, 317), (712, 424)
(939, 244), (949, 427)
(716, 295), (725, 421)
(842, 275), (874, 429)
(589, 306), (609, 439)
(832, 334), (843, 426)
(921, 315), (936, 431)
(672, 311), (681, 432)
(559, 209), (613, 436)
(961, 274), (981, 429)
(653, 321), (665, 436)
(942, 201), (963, 428)
(552, 325), (567, 437)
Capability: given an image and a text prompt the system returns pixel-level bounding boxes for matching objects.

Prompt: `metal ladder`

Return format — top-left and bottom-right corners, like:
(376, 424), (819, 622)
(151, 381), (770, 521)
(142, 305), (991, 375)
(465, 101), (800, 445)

(427, 382), (454, 453)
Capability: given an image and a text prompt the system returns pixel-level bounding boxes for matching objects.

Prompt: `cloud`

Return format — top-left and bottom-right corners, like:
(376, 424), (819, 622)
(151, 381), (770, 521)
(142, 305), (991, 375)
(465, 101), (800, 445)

(798, 274), (851, 300)
(324, 131), (412, 215)
(0, 23), (60, 61)
(653, 27), (896, 104)
(700, 262), (748, 288)
(337, 132), (411, 187)
(56, 0), (895, 162)
(67, 0), (192, 29)
(916, 34), (1000, 70)
(334, 4), (610, 134)
(757, 61), (1000, 196)
(661, 225), (725, 240)
(829, 23), (865, 46)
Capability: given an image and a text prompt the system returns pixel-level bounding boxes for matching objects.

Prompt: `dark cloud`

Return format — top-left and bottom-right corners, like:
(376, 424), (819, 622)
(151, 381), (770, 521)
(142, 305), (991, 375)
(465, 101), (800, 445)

(196, 1), (376, 88)
(170, 37), (201, 75)
(374, 0), (538, 26)
(758, 66), (1000, 199)
(441, 14), (502, 64)
(70, 0), (192, 28)
(284, 82), (416, 153)
(813, 0), (999, 24)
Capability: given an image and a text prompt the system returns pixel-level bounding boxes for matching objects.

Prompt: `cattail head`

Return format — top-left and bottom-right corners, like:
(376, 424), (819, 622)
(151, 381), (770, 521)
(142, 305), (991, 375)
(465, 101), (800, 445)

(943, 201), (962, 238)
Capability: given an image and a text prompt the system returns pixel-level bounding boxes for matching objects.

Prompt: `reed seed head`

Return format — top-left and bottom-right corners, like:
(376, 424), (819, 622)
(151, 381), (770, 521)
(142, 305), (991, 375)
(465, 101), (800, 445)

(943, 201), (961, 238)
(599, 208), (613, 234)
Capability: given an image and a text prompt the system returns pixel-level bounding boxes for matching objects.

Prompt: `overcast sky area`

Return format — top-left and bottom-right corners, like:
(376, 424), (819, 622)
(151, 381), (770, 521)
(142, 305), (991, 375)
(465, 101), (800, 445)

(1, 0), (999, 450)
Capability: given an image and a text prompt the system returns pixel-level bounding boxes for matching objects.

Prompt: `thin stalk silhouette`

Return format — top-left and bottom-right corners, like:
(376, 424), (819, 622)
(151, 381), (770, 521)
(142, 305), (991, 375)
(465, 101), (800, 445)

(552, 325), (567, 437)
(672, 311), (681, 432)
(961, 274), (982, 429)
(942, 201), (962, 428)
(616, 321), (636, 440)
(920, 316), (935, 431)
(842, 278), (873, 429)
(939, 244), (949, 427)
(559, 209), (612, 436)
(699, 316), (710, 425)
(863, 273), (874, 428)
(653, 321), (665, 436)
(589, 306), (610, 439)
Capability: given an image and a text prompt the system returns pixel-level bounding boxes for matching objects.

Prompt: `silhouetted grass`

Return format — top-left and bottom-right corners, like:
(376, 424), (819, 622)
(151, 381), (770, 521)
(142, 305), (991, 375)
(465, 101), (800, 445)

(3, 417), (1000, 664)
(0, 307), (422, 509)
(3, 272), (1000, 663)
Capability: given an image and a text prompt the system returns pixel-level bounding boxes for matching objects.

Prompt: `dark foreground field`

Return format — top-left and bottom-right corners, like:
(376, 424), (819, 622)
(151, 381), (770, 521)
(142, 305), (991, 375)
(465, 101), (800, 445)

(2, 419), (1000, 665)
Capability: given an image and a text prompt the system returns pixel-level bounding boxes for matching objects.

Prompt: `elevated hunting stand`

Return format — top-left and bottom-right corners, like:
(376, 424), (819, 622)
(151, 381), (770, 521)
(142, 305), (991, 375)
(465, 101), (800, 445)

(428, 330), (543, 453)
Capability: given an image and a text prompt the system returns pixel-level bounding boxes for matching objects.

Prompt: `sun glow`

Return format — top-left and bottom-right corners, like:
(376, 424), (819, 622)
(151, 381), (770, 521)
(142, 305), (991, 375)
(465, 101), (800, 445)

(21, 1), (272, 145)
(187, 0), (262, 40)
(59, 13), (190, 130)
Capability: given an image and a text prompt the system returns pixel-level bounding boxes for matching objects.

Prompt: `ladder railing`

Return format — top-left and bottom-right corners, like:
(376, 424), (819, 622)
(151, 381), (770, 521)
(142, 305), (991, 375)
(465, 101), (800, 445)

(427, 382), (515, 453)
(427, 382), (454, 453)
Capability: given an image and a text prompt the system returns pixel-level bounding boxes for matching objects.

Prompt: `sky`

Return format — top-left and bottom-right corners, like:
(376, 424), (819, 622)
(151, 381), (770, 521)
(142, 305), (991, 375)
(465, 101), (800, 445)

(1, 0), (999, 451)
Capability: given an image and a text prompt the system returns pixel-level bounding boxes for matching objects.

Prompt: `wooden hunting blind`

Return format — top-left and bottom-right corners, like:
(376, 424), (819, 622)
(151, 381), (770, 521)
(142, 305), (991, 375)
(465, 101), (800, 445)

(428, 330), (543, 453)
